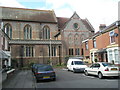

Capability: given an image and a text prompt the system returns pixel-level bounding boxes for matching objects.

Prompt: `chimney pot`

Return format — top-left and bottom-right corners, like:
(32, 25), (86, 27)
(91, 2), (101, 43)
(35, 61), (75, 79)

(99, 24), (106, 31)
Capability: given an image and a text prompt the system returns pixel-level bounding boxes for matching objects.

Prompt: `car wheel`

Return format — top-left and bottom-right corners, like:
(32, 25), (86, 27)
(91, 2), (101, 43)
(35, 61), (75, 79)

(85, 70), (89, 76)
(68, 69), (70, 71)
(36, 79), (39, 83)
(73, 69), (76, 73)
(98, 72), (103, 79)
(52, 78), (56, 81)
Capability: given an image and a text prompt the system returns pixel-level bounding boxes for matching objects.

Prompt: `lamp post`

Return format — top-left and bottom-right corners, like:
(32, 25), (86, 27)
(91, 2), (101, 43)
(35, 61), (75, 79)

(50, 38), (52, 65)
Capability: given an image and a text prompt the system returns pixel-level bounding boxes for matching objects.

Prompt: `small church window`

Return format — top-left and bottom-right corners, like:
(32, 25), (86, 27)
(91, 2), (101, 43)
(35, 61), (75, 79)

(73, 23), (79, 29)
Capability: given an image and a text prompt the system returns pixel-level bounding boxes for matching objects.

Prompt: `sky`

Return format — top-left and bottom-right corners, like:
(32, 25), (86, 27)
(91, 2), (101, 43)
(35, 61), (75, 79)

(0, 0), (119, 32)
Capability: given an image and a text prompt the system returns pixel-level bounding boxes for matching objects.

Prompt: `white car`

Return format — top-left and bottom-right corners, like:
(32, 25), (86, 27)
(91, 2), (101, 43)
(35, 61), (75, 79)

(67, 59), (87, 73)
(84, 62), (120, 79)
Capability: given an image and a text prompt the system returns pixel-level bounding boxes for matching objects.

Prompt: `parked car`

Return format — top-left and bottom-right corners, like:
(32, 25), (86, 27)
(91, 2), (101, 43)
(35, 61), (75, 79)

(34, 64), (56, 82)
(67, 59), (87, 73)
(31, 64), (44, 74)
(84, 62), (120, 79)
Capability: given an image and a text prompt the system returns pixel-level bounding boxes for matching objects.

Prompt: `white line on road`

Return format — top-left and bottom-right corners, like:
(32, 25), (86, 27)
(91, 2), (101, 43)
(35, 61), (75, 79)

(82, 74), (97, 79)
(104, 79), (118, 81)
(62, 68), (68, 71)
(82, 74), (119, 81)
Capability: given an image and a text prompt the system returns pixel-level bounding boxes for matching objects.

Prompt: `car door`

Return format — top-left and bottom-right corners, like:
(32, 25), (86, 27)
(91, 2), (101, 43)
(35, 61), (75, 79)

(87, 64), (95, 75)
(70, 61), (74, 71)
(92, 63), (100, 75)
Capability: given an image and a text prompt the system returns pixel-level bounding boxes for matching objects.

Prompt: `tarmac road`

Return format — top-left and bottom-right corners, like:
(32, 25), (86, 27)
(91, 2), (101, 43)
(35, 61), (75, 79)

(2, 69), (120, 89)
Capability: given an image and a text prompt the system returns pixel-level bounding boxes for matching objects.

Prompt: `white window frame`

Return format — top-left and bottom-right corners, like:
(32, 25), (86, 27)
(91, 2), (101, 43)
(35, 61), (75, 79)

(107, 47), (120, 64)
(85, 41), (88, 50)
(114, 49), (118, 64)
(93, 39), (96, 48)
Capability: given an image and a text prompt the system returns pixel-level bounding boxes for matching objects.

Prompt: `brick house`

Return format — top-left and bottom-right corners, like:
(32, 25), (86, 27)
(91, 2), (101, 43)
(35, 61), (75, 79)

(82, 21), (120, 64)
(0, 6), (94, 67)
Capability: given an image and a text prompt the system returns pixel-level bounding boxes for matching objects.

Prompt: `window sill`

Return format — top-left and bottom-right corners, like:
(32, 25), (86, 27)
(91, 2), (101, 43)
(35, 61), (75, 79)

(110, 42), (116, 45)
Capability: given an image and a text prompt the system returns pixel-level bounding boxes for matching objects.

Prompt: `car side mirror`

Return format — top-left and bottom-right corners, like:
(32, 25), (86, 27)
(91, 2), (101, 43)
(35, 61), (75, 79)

(90, 66), (92, 68)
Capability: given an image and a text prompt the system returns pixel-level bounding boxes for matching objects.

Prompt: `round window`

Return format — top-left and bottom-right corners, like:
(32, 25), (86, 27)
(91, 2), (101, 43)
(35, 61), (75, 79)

(73, 23), (79, 29)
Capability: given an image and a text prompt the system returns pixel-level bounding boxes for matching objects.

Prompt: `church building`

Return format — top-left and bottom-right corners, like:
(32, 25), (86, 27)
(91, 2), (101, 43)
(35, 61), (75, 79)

(0, 6), (94, 67)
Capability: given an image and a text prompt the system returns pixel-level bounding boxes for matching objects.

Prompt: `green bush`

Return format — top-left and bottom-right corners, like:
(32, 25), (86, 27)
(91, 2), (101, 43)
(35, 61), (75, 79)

(29, 62), (34, 68)
(22, 66), (29, 70)
(94, 59), (98, 62)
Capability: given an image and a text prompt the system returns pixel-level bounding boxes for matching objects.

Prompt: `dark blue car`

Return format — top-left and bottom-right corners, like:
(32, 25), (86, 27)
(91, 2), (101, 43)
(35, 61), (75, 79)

(34, 65), (56, 82)
(31, 64), (44, 74)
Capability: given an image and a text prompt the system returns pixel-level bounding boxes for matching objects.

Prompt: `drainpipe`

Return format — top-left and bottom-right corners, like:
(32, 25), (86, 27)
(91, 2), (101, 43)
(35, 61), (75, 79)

(92, 51), (95, 63)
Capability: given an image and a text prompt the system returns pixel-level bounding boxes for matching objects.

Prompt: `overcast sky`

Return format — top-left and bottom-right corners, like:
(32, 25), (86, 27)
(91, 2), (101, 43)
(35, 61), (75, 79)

(0, 0), (119, 32)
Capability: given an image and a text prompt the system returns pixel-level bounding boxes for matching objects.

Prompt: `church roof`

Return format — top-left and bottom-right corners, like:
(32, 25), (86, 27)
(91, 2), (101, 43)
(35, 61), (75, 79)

(57, 17), (69, 29)
(81, 19), (95, 32)
(57, 17), (95, 32)
(0, 6), (57, 23)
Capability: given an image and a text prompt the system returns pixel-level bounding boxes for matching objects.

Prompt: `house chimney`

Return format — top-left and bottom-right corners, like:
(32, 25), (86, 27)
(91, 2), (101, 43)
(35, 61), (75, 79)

(99, 24), (106, 31)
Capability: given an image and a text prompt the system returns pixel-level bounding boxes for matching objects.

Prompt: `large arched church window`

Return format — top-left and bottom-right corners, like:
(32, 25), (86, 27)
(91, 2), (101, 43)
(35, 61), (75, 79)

(42, 25), (50, 39)
(4, 23), (12, 39)
(24, 24), (32, 39)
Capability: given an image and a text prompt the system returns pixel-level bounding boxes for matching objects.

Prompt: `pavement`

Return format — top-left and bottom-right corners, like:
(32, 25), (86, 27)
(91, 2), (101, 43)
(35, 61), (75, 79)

(2, 70), (36, 88)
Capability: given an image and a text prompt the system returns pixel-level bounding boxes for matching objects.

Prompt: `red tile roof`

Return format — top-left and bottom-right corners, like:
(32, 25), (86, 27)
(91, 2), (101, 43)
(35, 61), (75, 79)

(81, 19), (95, 32)
(57, 17), (69, 29)
(57, 17), (95, 32)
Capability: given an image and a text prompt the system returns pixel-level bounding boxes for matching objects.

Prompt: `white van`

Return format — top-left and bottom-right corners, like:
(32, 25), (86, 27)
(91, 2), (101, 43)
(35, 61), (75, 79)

(67, 59), (87, 73)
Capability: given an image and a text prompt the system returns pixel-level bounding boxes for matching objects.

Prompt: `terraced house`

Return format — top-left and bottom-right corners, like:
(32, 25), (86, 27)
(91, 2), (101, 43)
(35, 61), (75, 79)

(0, 6), (94, 67)
(82, 21), (120, 65)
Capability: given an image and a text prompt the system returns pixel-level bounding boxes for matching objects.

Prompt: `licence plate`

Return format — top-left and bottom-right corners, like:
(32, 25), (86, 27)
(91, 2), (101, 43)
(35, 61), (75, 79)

(43, 76), (50, 79)
(111, 68), (117, 70)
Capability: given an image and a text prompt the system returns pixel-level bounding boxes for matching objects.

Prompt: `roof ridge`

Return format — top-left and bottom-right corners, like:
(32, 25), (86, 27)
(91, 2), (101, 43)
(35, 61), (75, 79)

(57, 17), (70, 19)
(51, 9), (58, 22)
(0, 6), (52, 12)
(84, 18), (95, 31)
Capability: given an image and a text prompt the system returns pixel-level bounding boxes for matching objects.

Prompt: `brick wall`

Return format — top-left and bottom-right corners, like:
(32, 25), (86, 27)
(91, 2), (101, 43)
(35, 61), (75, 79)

(82, 26), (119, 63)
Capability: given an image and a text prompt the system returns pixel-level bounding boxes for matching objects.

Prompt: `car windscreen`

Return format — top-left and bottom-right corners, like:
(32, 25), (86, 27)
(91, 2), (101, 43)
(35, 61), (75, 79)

(74, 61), (84, 65)
(102, 63), (116, 67)
(38, 65), (53, 71)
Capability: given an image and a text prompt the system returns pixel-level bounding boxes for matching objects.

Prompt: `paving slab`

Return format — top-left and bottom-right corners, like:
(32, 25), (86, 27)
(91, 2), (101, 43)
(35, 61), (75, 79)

(2, 70), (35, 88)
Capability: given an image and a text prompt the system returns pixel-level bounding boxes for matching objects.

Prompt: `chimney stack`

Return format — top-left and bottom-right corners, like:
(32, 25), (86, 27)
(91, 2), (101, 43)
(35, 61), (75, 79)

(99, 24), (106, 31)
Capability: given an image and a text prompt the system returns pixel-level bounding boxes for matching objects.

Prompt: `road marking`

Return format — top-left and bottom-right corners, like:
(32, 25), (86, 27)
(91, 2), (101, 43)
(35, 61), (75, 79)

(82, 74), (119, 81)
(86, 76), (97, 79)
(104, 79), (118, 81)
(62, 68), (68, 71)
(82, 74), (97, 79)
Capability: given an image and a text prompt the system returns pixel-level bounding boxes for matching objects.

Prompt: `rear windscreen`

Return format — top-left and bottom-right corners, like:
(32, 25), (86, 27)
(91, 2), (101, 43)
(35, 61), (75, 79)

(38, 65), (53, 71)
(102, 63), (116, 67)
